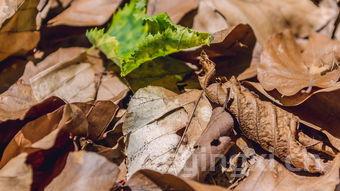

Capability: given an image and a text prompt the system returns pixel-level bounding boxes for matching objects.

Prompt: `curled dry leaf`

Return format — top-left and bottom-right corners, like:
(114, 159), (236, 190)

(0, 47), (128, 122)
(192, 0), (228, 33)
(207, 0), (337, 45)
(178, 24), (255, 61)
(147, 0), (198, 24)
(0, 153), (32, 191)
(45, 151), (119, 191)
(0, 103), (88, 168)
(179, 107), (234, 181)
(258, 30), (340, 96)
(48, 0), (123, 27)
(0, 0), (49, 60)
(234, 155), (340, 191)
(126, 169), (231, 191)
(198, 52), (329, 173)
(123, 86), (213, 178)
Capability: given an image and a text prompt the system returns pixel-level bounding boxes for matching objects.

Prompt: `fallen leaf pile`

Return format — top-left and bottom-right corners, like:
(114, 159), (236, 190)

(0, 0), (339, 191)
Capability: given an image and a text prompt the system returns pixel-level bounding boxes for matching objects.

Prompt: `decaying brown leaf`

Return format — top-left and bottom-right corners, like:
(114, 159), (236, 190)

(126, 169), (231, 191)
(258, 30), (340, 96)
(147, 0), (198, 24)
(179, 107), (234, 181)
(45, 151), (119, 191)
(0, 47), (127, 122)
(0, 0), (49, 60)
(192, 0), (228, 33)
(198, 52), (334, 173)
(123, 86), (213, 177)
(48, 0), (123, 27)
(0, 103), (88, 168)
(205, 0), (337, 45)
(234, 155), (340, 191)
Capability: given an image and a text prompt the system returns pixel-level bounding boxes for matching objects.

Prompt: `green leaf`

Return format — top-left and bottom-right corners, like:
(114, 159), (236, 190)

(86, 0), (212, 76)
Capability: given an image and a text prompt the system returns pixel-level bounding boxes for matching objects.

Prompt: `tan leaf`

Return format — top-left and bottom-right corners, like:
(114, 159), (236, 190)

(234, 155), (340, 191)
(123, 86), (213, 177)
(0, 0), (49, 60)
(126, 169), (231, 191)
(147, 0), (198, 23)
(198, 52), (328, 173)
(0, 153), (32, 191)
(179, 107), (234, 181)
(45, 151), (119, 191)
(192, 0), (229, 33)
(0, 47), (128, 122)
(0, 103), (88, 168)
(48, 0), (123, 27)
(257, 30), (340, 96)
(209, 0), (337, 44)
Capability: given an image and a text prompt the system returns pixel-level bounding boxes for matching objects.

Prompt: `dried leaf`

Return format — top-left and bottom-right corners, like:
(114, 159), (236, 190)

(209, 0), (337, 44)
(178, 24), (255, 61)
(45, 151), (119, 191)
(48, 0), (123, 26)
(126, 169), (231, 191)
(234, 155), (340, 191)
(0, 153), (32, 191)
(258, 30), (340, 96)
(147, 0), (198, 24)
(179, 107), (234, 181)
(0, 47), (128, 121)
(199, 52), (327, 173)
(0, 0), (49, 60)
(0, 103), (88, 167)
(193, 0), (228, 33)
(123, 86), (213, 177)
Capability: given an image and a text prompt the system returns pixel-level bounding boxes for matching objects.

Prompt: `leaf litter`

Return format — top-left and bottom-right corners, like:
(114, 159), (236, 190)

(0, 0), (339, 190)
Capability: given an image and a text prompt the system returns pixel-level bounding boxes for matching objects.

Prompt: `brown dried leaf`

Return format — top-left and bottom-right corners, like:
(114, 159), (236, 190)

(123, 86), (213, 178)
(192, 0), (228, 33)
(178, 24), (255, 61)
(208, 0), (337, 45)
(0, 103), (88, 168)
(45, 151), (119, 191)
(147, 0), (198, 24)
(0, 47), (128, 121)
(258, 30), (340, 96)
(0, 153), (32, 191)
(0, 0), (49, 60)
(126, 169), (231, 191)
(179, 107), (234, 181)
(199, 52), (327, 173)
(234, 155), (340, 191)
(48, 0), (123, 27)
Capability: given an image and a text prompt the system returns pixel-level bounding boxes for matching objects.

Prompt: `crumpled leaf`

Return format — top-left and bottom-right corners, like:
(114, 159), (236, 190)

(123, 86), (213, 177)
(48, 0), (123, 26)
(0, 153), (32, 191)
(0, 47), (128, 122)
(207, 0), (337, 45)
(257, 30), (340, 96)
(147, 0), (198, 24)
(0, 103), (88, 168)
(0, 0), (49, 61)
(86, 0), (212, 76)
(177, 24), (255, 62)
(234, 155), (340, 191)
(198, 52), (330, 173)
(126, 169), (231, 191)
(45, 151), (119, 191)
(179, 107), (234, 181)
(192, 0), (228, 33)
